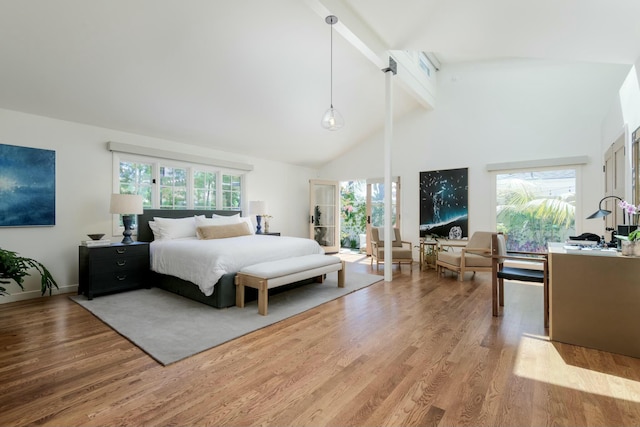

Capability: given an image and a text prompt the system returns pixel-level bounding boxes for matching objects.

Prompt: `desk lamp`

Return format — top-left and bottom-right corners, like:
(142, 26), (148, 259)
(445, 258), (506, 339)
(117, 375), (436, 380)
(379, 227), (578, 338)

(586, 195), (624, 247)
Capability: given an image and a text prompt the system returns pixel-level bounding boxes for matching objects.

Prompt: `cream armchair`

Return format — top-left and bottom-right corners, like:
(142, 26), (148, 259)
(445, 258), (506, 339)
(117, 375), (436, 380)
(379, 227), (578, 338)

(435, 231), (493, 281)
(370, 227), (413, 270)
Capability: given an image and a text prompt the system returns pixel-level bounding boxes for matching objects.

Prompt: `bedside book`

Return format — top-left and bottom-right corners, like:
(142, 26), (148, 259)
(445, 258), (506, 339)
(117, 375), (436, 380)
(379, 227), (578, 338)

(82, 239), (111, 247)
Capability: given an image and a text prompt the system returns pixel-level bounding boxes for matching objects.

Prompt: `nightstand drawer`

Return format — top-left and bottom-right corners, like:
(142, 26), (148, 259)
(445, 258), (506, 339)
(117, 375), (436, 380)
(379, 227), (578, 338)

(90, 255), (148, 274)
(85, 244), (149, 260)
(90, 270), (148, 293)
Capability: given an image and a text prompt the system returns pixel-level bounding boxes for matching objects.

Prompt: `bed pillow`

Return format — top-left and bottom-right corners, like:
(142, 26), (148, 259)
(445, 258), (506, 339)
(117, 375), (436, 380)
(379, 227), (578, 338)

(153, 216), (203, 240)
(148, 220), (161, 240)
(210, 214), (241, 225)
(212, 213), (240, 220)
(197, 222), (252, 240)
(240, 216), (255, 234)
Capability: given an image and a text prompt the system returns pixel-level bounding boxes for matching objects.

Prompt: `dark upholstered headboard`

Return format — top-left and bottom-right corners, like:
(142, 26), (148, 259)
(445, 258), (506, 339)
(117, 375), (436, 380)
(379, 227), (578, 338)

(137, 209), (241, 242)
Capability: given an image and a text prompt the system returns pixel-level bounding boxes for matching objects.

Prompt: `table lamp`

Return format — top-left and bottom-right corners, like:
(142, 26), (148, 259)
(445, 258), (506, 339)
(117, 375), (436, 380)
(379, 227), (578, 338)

(249, 200), (267, 234)
(110, 194), (144, 244)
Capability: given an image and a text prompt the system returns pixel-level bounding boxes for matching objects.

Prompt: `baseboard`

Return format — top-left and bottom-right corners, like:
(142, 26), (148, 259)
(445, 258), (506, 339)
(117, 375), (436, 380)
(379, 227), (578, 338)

(0, 284), (78, 304)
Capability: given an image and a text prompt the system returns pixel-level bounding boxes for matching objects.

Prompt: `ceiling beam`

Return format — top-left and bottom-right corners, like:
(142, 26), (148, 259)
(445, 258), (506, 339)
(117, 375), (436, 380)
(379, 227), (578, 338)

(304, 0), (387, 69)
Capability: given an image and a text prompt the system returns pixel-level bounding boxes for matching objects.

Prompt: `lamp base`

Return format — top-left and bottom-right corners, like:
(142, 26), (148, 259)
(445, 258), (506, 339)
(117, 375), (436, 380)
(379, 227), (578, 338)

(256, 215), (263, 234)
(121, 215), (135, 244)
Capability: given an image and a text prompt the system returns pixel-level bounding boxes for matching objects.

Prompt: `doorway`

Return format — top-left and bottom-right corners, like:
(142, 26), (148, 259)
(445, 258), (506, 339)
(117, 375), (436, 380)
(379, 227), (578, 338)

(339, 178), (401, 255)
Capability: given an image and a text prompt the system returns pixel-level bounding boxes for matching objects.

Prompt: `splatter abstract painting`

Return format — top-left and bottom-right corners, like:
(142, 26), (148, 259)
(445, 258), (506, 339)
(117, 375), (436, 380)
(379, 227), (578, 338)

(0, 144), (56, 226)
(419, 167), (468, 238)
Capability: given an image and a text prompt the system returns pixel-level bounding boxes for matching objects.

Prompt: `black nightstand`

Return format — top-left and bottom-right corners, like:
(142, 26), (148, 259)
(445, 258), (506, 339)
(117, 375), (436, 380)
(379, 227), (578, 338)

(257, 232), (281, 236)
(78, 242), (150, 299)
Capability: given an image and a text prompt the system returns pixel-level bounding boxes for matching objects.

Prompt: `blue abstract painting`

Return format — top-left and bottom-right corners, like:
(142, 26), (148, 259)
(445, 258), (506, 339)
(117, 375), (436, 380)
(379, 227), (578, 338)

(0, 144), (56, 227)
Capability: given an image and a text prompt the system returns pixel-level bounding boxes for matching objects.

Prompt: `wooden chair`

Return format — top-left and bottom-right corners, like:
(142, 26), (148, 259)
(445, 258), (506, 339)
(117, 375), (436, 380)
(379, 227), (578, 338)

(491, 233), (549, 328)
(435, 231), (493, 281)
(370, 227), (413, 270)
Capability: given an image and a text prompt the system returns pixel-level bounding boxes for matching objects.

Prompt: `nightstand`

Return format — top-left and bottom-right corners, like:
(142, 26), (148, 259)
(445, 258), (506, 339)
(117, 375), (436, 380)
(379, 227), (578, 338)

(257, 232), (281, 236)
(78, 242), (150, 299)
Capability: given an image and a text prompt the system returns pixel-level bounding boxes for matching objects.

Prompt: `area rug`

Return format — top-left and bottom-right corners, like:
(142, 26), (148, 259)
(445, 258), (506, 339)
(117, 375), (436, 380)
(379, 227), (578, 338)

(70, 270), (382, 365)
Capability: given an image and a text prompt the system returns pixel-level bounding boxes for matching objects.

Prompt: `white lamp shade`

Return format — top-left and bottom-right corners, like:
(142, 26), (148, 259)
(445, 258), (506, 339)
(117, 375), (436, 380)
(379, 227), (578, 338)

(249, 200), (267, 215)
(110, 194), (144, 215)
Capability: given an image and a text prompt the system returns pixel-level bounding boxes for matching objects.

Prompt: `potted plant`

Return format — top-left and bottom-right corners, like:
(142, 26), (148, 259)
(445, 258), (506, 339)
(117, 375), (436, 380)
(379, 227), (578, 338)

(0, 248), (58, 296)
(627, 229), (640, 256)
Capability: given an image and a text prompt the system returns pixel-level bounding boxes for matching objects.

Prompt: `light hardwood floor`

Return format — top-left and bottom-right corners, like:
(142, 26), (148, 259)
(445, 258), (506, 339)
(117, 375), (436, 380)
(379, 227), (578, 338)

(2, 256), (640, 426)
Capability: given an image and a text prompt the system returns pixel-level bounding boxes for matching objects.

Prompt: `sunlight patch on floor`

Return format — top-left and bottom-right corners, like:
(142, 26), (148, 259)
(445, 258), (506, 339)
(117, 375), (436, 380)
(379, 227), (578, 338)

(513, 334), (640, 403)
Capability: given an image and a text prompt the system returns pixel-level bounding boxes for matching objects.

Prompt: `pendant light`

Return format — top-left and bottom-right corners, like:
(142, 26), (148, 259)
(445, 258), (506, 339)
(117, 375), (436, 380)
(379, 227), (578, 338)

(321, 15), (344, 131)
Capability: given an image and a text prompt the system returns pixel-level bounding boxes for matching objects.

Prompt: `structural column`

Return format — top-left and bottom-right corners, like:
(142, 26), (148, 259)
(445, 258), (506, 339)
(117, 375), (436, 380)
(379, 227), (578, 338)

(382, 58), (397, 282)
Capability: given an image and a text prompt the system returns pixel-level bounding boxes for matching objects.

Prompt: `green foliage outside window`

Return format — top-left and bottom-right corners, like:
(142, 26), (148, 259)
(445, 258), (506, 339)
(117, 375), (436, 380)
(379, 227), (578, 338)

(497, 175), (575, 252)
(118, 160), (243, 211)
(340, 181), (367, 249)
(222, 174), (242, 210)
(160, 167), (187, 209)
(194, 170), (216, 209)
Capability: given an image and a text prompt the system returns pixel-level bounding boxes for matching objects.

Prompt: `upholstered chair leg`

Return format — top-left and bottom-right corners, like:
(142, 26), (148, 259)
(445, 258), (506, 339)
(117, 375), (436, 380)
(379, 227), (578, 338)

(499, 277), (504, 307)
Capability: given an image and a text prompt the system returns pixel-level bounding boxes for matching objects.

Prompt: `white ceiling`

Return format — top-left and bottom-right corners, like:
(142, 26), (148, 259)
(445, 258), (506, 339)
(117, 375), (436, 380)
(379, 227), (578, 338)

(1, 0), (640, 168)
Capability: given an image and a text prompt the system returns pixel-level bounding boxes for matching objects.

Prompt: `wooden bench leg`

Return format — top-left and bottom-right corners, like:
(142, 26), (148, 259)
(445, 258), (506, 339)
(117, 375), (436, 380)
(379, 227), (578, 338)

(257, 281), (268, 315)
(235, 276), (245, 308)
(338, 261), (345, 287)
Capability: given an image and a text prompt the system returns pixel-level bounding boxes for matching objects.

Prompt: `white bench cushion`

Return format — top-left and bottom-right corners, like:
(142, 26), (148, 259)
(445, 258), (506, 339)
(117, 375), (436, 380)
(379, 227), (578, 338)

(239, 254), (341, 279)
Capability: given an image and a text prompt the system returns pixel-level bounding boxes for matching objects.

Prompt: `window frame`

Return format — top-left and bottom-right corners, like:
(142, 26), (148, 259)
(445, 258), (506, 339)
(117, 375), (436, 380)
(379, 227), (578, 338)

(490, 165), (582, 251)
(112, 152), (245, 236)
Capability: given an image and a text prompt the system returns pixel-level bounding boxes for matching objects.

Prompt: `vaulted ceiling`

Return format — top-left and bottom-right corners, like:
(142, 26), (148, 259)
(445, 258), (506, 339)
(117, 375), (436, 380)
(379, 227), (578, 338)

(1, 0), (639, 168)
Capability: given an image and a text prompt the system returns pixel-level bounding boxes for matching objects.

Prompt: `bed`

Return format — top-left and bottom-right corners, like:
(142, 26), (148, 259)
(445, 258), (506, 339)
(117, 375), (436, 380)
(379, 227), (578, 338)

(137, 209), (324, 308)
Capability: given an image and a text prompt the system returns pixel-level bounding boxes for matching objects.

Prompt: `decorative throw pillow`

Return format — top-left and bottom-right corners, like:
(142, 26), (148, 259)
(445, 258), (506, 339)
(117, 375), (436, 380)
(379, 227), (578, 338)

(194, 216), (237, 230)
(197, 222), (252, 240)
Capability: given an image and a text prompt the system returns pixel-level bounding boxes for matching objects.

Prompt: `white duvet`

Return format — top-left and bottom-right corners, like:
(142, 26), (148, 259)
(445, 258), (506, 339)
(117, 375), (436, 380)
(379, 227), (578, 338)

(150, 235), (324, 296)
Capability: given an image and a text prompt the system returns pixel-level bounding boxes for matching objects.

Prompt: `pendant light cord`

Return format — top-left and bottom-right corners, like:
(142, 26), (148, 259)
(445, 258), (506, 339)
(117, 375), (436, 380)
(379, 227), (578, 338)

(330, 19), (333, 108)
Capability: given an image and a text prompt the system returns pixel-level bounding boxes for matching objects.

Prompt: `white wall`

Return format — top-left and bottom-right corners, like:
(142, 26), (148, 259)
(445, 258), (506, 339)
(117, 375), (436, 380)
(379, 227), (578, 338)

(0, 108), (316, 302)
(320, 59), (631, 251)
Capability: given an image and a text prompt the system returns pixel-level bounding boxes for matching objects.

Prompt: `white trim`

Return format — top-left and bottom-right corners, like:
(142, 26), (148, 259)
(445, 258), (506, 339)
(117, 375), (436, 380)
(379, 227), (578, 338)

(366, 176), (399, 184)
(486, 156), (589, 172)
(107, 141), (254, 171)
(0, 285), (77, 304)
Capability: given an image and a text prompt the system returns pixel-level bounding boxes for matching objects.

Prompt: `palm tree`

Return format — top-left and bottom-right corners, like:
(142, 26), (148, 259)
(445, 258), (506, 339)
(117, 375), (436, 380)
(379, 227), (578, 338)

(497, 178), (575, 252)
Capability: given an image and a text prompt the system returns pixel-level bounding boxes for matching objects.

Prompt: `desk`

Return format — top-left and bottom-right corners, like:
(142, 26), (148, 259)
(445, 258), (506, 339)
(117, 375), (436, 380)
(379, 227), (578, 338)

(548, 243), (640, 358)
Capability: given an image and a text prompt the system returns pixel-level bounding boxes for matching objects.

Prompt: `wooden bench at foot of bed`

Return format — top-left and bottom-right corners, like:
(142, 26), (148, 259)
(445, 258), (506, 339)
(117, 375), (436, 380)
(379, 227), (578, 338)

(235, 254), (345, 315)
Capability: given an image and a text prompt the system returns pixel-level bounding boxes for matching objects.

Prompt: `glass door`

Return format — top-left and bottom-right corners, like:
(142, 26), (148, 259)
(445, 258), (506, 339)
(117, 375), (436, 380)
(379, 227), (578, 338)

(309, 180), (339, 253)
(365, 177), (401, 254)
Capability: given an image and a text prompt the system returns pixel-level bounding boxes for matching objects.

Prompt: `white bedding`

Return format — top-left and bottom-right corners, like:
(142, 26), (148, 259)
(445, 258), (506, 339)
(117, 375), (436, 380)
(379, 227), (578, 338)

(150, 235), (324, 296)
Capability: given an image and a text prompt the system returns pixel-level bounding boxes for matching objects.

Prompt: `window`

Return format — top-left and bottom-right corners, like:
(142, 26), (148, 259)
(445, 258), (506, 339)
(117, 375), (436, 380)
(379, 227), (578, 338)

(222, 174), (242, 210)
(194, 170), (216, 209)
(118, 160), (153, 207)
(495, 168), (576, 252)
(113, 153), (245, 234)
(159, 166), (187, 209)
